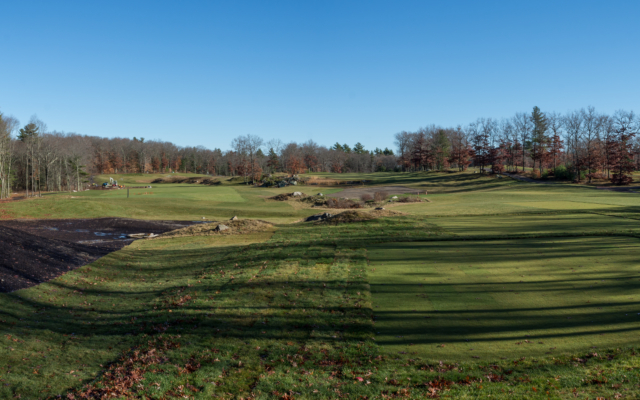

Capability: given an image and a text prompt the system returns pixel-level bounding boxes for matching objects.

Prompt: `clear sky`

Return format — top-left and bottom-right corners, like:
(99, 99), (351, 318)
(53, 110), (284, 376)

(1, 0), (639, 151)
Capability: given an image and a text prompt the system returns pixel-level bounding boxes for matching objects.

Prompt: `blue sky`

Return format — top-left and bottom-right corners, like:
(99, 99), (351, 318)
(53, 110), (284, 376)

(1, 0), (639, 151)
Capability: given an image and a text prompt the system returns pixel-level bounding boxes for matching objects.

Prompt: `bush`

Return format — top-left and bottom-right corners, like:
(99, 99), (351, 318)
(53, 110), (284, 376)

(553, 165), (573, 181)
(326, 198), (363, 209)
(361, 194), (373, 202)
(396, 196), (423, 203)
(373, 191), (388, 202)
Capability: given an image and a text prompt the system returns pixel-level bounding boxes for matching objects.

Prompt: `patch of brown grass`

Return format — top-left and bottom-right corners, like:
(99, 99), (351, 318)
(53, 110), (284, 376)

(156, 219), (273, 239)
(318, 209), (404, 224)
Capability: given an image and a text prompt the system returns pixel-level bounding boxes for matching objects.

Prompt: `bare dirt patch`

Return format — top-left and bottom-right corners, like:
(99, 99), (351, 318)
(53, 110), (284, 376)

(151, 176), (220, 185)
(156, 219), (273, 239)
(0, 218), (201, 293)
(315, 209), (405, 224)
(269, 192), (307, 201)
(326, 185), (424, 198)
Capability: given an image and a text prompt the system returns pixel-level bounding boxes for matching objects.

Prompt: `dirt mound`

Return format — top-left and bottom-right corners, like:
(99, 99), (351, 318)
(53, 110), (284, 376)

(157, 219), (273, 238)
(151, 176), (220, 185)
(326, 185), (424, 198)
(314, 209), (405, 224)
(370, 209), (405, 217)
(269, 192), (307, 201)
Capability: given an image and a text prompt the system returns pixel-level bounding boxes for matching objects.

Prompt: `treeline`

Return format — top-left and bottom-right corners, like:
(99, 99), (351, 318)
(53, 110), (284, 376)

(1, 106), (639, 199)
(395, 106), (640, 184)
(0, 113), (397, 198)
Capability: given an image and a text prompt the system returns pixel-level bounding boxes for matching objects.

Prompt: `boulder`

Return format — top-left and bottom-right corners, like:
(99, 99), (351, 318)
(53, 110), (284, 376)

(230, 216), (238, 221)
(292, 192), (302, 197)
(305, 213), (332, 222)
(318, 193), (323, 196)
(215, 224), (230, 232)
(391, 196), (398, 199)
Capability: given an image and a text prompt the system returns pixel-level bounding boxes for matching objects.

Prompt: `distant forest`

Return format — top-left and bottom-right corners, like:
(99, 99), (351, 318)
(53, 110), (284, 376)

(0, 106), (638, 198)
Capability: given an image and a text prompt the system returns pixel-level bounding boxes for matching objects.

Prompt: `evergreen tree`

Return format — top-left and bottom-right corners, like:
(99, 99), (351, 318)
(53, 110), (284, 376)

(353, 142), (365, 154)
(266, 148), (279, 173)
(18, 123), (39, 141)
(530, 106), (549, 173)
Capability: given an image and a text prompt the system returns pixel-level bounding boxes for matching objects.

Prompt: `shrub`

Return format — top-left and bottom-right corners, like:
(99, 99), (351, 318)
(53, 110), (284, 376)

(553, 165), (574, 181)
(373, 191), (388, 202)
(326, 198), (363, 209)
(361, 194), (373, 202)
(396, 196), (423, 203)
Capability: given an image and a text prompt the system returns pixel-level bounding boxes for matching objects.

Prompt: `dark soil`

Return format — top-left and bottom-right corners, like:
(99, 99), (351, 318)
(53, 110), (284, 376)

(325, 185), (424, 198)
(269, 192), (307, 201)
(0, 218), (200, 293)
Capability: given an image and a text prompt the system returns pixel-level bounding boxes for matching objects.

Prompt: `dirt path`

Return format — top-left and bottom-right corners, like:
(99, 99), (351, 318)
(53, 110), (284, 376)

(0, 218), (201, 292)
(326, 185), (424, 198)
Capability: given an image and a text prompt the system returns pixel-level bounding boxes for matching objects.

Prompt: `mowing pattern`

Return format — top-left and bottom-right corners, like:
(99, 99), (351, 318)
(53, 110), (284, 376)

(2, 172), (640, 399)
(368, 237), (640, 360)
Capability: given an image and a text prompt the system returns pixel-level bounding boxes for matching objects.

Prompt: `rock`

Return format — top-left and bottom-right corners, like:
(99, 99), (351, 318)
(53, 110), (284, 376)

(230, 216), (238, 220)
(318, 193), (323, 196)
(375, 207), (385, 210)
(305, 213), (332, 222)
(391, 196), (398, 199)
(292, 192), (302, 197)
(292, 181), (297, 185)
(215, 224), (229, 232)
(202, 217), (206, 220)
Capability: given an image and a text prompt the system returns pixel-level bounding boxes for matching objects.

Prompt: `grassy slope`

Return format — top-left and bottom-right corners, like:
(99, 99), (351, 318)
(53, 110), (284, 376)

(1, 171), (640, 398)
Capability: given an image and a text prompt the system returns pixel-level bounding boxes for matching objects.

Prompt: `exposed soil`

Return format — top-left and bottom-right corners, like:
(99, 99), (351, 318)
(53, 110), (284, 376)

(157, 219), (273, 239)
(317, 209), (405, 224)
(0, 218), (201, 293)
(151, 176), (220, 185)
(269, 192), (307, 201)
(326, 185), (424, 199)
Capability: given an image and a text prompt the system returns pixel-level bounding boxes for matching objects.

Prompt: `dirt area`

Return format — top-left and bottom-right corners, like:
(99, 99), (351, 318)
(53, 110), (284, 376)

(314, 209), (405, 224)
(0, 218), (201, 293)
(326, 185), (424, 198)
(156, 219), (273, 239)
(269, 192), (307, 201)
(151, 176), (220, 185)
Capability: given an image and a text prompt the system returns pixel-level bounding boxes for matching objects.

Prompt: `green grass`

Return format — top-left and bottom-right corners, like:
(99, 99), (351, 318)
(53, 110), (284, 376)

(2, 171), (640, 398)
(368, 237), (640, 361)
(0, 184), (326, 223)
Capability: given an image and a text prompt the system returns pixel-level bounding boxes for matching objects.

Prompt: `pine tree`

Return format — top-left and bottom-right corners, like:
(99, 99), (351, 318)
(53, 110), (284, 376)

(530, 106), (549, 173)
(266, 148), (279, 173)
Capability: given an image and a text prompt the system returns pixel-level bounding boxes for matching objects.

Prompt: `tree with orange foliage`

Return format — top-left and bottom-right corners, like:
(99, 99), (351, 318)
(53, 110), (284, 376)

(287, 156), (303, 176)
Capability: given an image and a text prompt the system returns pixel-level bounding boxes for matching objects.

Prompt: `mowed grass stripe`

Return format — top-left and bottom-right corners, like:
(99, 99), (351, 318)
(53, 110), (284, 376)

(430, 212), (640, 236)
(367, 236), (640, 361)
